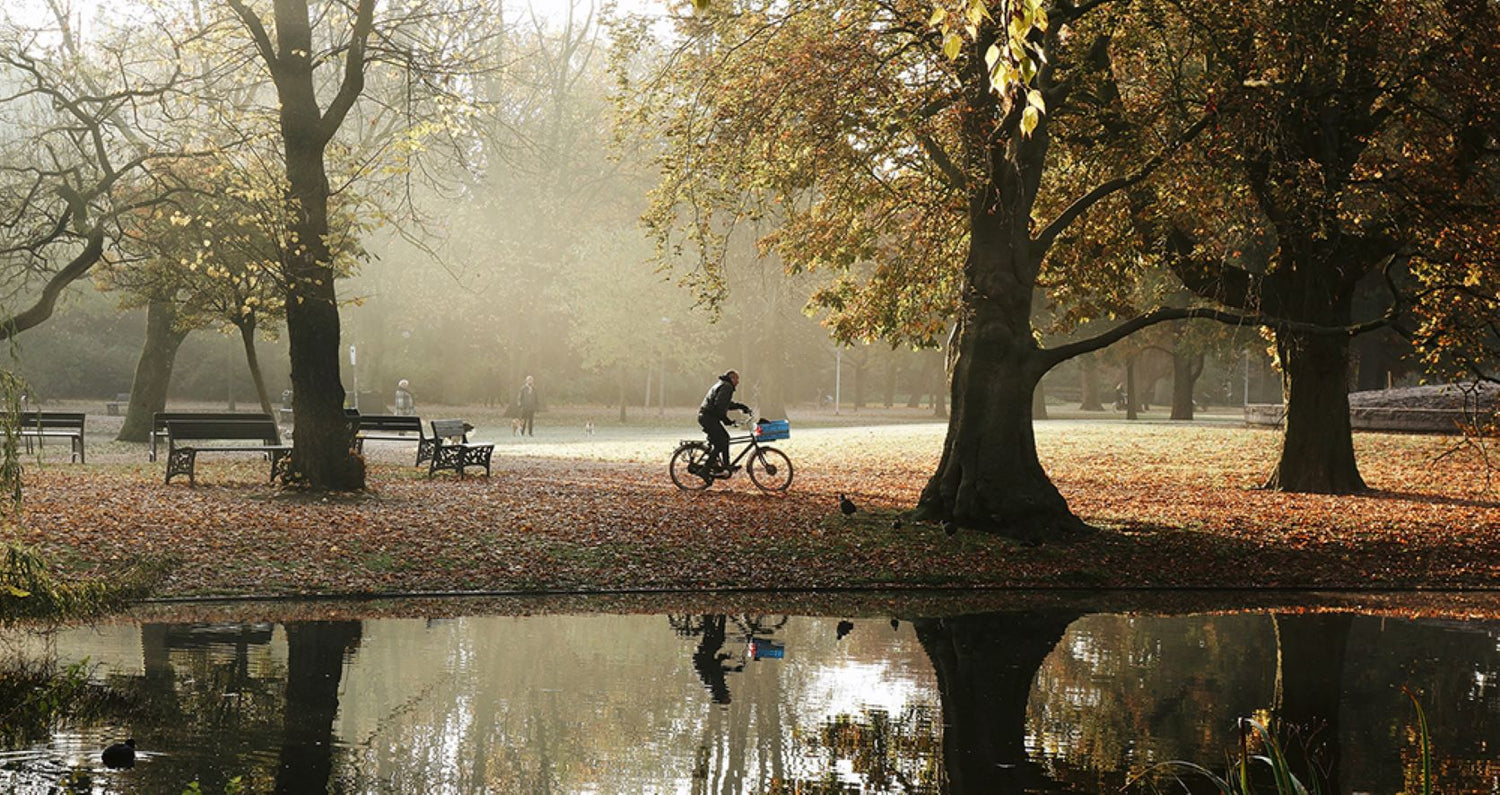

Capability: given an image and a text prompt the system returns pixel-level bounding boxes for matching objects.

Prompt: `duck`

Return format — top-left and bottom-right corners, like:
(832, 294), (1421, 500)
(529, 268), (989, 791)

(102, 738), (136, 769)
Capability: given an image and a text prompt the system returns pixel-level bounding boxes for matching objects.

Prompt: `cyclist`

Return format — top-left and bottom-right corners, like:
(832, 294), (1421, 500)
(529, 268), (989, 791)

(698, 370), (750, 476)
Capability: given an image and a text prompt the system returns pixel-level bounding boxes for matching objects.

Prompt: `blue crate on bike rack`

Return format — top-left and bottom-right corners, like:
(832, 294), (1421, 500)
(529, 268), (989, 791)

(754, 419), (790, 441)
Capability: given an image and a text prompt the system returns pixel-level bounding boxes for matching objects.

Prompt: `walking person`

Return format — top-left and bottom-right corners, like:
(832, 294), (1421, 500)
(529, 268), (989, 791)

(393, 379), (415, 416)
(698, 370), (750, 475)
(516, 375), (539, 436)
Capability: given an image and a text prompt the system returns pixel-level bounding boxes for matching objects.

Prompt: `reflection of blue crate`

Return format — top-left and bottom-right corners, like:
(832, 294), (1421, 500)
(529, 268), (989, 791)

(749, 638), (785, 660)
(754, 419), (790, 441)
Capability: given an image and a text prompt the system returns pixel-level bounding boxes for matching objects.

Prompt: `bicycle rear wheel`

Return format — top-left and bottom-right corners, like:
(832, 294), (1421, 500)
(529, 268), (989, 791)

(748, 446), (793, 492)
(670, 442), (715, 491)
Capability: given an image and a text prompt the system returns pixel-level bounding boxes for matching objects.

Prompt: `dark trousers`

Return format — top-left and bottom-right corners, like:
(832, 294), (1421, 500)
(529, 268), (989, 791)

(699, 414), (729, 468)
(521, 411), (535, 436)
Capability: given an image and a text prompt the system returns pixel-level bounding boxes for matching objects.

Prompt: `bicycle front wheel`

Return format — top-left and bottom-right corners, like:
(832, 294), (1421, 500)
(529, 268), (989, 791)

(748, 446), (793, 492)
(670, 442), (715, 491)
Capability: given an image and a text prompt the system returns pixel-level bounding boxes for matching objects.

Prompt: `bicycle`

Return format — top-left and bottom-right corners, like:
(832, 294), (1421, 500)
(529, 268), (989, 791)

(669, 413), (794, 492)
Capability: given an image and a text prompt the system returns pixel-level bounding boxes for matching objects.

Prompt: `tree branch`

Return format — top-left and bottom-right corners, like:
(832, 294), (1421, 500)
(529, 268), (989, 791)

(1033, 111), (1215, 260)
(0, 226), (104, 341)
(1036, 304), (1393, 373)
(320, 0), (377, 144)
(226, 0), (280, 72)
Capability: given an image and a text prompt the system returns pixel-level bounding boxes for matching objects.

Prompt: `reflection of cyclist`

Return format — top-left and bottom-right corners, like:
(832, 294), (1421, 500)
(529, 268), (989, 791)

(698, 370), (750, 475)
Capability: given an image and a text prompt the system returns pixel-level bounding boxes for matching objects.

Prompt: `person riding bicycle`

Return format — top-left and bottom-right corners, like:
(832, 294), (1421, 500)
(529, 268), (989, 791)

(698, 370), (750, 476)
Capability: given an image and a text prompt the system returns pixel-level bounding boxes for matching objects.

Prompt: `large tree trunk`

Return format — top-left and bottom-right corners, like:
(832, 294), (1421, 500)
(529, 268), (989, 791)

(263, 0), (369, 490)
(275, 621), (361, 793)
(238, 318), (277, 421)
(1264, 330), (1365, 492)
(914, 611), (1079, 794)
(1079, 354), (1104, 411)
(917, 308), (1086, 540)
(1170, 350), (1203, 421)
(117, 298), (190, 442)
(1273, 613), (1353, 794)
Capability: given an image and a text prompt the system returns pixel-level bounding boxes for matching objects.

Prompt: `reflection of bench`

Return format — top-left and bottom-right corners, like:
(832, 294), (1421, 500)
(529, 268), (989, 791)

(351, 414), (429, 464)
(427, 419), (493, 479)
(18, 412), (86, 463)
(151, 412), (273, 462)
(105, 393), (130, 416)
(164, 418), (289, 486)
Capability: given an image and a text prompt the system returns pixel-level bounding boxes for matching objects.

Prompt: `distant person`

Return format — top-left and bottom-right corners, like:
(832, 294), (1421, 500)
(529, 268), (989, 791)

(516, 375), (539, 436)
(394, 379), (415, 416)
(698, 370), (750, 475)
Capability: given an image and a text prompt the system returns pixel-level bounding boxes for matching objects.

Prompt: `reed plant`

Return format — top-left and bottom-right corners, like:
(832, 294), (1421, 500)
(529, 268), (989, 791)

(1127, 694), (1434, 795)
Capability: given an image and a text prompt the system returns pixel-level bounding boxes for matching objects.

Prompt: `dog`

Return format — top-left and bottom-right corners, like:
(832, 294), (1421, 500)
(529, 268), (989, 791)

(511, 418), (524, 436)
(584, 422), (595, 436)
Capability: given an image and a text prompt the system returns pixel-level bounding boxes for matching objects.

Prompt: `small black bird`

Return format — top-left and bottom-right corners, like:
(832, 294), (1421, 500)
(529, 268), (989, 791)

(942, 519), (958, 537)
(102, 738), (136, 769)
(889, 619), (900, 631)
(891, 517), (903, 530)
(838, 493), (857, 517)
(836, 620), (854, 640)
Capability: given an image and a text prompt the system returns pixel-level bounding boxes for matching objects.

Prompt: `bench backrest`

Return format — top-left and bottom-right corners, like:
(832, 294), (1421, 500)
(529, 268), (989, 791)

(114, 393), (130, 403)
(16, 412), (85, 430)
(430, 419), (470, 442)
(165, 419), (282, 445)
(153, 412), (273, 432)
(354, 414), (424, 434)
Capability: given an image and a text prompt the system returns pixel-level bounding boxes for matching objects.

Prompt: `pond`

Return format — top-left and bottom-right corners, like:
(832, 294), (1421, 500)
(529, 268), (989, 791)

(1, 592), (1497, 793)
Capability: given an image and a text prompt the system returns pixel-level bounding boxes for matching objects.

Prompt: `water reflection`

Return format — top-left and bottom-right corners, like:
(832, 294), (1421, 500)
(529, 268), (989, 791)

(1, 605), (1498, 793)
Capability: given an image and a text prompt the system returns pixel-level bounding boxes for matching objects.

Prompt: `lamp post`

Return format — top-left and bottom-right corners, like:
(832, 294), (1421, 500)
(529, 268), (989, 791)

(658, 317), (671, 417)
(834, 345), (843, 416)
(350, 344), (359, 411)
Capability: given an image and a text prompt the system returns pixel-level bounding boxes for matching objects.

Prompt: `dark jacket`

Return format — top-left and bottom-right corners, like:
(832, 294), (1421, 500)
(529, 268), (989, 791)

(517, 384), (538, 413)
(699, 374), (748, 422)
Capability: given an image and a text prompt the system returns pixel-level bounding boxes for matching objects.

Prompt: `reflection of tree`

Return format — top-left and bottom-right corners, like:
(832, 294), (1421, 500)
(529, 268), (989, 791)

(1342, 616), (1500, 794)
(1272, 613), (1352, 793)
(915, 611), (1081, 794)
(275, 622), (362, 794)
(1030, 614), (1277, 791)
(811, 706), (943, 791)
(104, 623), (289, 792)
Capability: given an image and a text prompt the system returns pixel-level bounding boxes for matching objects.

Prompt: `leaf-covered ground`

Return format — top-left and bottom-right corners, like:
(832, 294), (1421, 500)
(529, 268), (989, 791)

(9, 410), (1496, 598)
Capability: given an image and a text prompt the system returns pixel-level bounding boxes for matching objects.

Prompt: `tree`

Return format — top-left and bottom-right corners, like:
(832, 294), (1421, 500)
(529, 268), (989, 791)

(100, 153), (308, 435)
(220, 0), (494, 487)
(626, 0), (1288, 539)
(1121, 0), (1500, 491)
(222, 0), (376, 489)
(0, 7), (191, 342)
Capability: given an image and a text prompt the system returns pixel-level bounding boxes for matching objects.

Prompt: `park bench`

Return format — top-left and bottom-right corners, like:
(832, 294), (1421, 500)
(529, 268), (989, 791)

(163, 417), (289, 486)
(350, 413), (429, 464)
(17, 412), (86, 463)
(427, 418), (493, 479)
(151, 412), (274, 462)
(105, 393), (130, 416)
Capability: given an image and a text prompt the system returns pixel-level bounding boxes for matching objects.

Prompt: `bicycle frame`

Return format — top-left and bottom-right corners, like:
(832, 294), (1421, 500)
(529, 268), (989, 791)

(722, 431), (762, 468)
